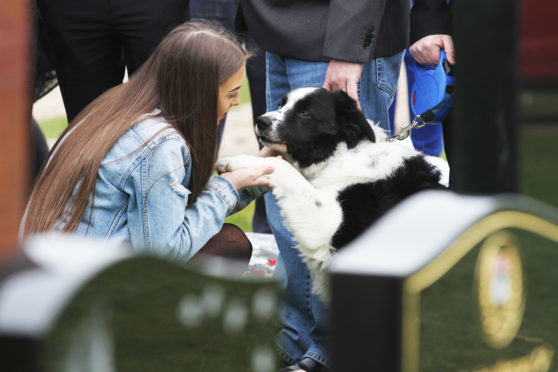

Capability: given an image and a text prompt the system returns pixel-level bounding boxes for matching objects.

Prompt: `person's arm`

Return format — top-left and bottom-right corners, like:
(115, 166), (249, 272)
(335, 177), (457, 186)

(126, 138), (271, 262)
(321, 0), (388, 108)
(322, 0), (388, 64)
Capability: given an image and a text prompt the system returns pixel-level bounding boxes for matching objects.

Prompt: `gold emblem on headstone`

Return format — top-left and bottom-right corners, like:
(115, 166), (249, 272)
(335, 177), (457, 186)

(474, 230), (525, 349)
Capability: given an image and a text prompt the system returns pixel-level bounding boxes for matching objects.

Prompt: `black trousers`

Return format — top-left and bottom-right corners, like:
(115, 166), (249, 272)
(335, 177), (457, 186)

(37, 0), (189, 122)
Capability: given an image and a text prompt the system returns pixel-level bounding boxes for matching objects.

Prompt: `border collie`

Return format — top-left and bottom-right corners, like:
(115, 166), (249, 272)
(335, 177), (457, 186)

(216, 87), (446, 301)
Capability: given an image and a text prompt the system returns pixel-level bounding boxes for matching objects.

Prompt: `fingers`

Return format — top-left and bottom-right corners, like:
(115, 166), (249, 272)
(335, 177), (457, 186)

(247, 165), (275, 188)
(410, 35), (442, 65)
(441, 35), (456, 65)
(409, 34), (456, 66)
(323, 59), (363, 109)
(346, 79), (361, 110)
(258, 165), (275, 176)
(410, 40), (439, 65)
(220, 164), (275, 190)
(426, 45), (441, 66)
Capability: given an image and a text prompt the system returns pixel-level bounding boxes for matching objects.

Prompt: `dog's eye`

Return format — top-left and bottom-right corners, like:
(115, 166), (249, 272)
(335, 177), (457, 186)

(299, 111), (312, 119)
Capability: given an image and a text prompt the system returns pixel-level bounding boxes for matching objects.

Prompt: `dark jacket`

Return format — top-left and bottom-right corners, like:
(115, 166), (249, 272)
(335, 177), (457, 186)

(410, 0), (452, 44)
(236, 0), (412, 64)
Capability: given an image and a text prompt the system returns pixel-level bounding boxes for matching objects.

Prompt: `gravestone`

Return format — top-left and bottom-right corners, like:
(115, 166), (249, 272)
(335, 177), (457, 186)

(330, 191), (558, 371)
(0, 235), (279, 372)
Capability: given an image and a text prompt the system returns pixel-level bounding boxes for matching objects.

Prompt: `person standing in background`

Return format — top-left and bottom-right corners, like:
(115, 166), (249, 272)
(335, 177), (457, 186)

(36, 0), (189, 122)
(30, 2), (51, 184)
(409, 0), (455, 163)
(236, 1), (411, 371)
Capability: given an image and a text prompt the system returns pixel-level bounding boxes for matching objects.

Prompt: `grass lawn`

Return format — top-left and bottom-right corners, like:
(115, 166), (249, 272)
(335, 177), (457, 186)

(39, 116), (68, 140)
(519, 125), (558, 208)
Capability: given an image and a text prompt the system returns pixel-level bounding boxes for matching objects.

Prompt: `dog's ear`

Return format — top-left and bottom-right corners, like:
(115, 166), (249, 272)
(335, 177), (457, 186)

(333, 90), (375, 147)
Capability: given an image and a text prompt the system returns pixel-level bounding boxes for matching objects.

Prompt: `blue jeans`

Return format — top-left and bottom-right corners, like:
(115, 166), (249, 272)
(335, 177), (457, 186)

(265, 51), (404, 366)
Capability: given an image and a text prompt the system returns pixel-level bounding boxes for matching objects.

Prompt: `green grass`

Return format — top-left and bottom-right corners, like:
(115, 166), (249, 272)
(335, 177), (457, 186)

(225, 201), (255, 232)
(38, 116), (67, 140)
(520, 126), (558, 208)
(239, 72), (251, 105)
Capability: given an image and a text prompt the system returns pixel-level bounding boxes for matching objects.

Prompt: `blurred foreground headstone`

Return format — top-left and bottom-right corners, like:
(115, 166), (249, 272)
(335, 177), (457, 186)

(0, 234), (279, 372)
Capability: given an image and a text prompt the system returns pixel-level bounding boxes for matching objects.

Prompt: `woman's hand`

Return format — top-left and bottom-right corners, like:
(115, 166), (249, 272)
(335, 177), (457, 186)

(219, 164), (274, 190)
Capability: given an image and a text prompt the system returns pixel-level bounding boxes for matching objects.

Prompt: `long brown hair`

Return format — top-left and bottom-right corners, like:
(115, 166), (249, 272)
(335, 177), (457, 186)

(23, 22), (249, 236)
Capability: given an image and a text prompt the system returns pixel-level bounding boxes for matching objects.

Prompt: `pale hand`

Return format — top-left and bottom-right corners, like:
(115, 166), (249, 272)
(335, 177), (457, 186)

(409, 34), (455, 66)
(323, 59), (364, 110)
(219, 165), (274, 190)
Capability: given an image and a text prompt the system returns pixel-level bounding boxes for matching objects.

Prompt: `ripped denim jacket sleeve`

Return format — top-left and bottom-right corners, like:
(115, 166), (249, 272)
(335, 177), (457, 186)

(126, 136), (240, 263)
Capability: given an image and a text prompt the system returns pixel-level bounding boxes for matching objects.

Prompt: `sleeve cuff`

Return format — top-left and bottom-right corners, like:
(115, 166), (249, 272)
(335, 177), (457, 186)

(206, 175), (239, 213)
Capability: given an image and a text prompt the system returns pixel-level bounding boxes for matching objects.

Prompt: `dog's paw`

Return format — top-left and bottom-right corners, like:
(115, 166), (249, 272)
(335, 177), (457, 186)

(215, 155), (264, 174)
(214, 157), (233, 174)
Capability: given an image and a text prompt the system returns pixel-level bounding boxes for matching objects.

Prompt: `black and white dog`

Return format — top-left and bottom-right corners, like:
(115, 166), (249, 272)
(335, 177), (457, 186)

(216, 87), (446, 300)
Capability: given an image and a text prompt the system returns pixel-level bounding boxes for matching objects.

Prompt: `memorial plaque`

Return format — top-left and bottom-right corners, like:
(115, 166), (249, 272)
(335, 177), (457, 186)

(330, 191), (558, 372)
(413, 229), (556, 371)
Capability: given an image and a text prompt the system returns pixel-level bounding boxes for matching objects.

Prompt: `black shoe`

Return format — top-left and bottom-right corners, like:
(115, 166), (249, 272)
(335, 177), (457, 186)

(279, 357), (329, 372)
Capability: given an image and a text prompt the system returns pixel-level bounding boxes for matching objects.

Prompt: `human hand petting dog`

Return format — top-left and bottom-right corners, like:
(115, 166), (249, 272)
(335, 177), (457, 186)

(323, 59), (364, 110)
(409, 34), (455, 66)
(216, 145), (286, 191)
(218, 163), (274, 190)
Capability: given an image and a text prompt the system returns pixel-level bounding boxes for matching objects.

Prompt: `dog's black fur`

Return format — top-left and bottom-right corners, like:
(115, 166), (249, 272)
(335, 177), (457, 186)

(257, 88), (376, 168)
(331, 156), (445, 249)
(255, 88), (445, 251)
(217, 87), (446, 299)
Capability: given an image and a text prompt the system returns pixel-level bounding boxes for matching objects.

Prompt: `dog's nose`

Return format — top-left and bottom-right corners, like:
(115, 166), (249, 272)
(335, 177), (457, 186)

(255, 115), (272, 131)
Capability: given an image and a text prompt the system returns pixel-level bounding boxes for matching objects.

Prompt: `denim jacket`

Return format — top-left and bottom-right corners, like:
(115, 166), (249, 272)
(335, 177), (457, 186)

(47, 111), (265, 262)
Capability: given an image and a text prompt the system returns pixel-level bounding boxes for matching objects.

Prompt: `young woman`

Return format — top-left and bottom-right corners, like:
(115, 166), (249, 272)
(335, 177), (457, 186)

(22, 22), (273, 263)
